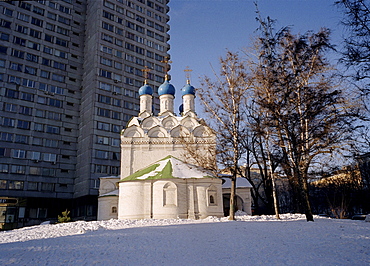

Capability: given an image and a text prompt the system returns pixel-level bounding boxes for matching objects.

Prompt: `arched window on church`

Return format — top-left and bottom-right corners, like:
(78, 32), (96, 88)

(207, 185), (217, 206)
(163, 182), (177, 207)
(210, 195), (215, 204)
(111, 206), (117, 214)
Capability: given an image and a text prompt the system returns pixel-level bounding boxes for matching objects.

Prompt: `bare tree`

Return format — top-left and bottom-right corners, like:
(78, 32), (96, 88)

(335, 0), (370, 96)
(250, 15), (357, 221)
(197, 51), (252, 220)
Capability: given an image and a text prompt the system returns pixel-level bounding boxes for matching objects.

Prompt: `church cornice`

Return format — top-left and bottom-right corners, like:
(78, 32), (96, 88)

(121, 138), (215, 145)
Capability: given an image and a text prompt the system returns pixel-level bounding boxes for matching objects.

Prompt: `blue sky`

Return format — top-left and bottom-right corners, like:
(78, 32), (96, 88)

(167, 0), (344, 110)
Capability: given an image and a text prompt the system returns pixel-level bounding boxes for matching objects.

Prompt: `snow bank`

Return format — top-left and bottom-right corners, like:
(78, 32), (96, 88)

(0, 213), (325, 244)
(1, 213), (369, 265)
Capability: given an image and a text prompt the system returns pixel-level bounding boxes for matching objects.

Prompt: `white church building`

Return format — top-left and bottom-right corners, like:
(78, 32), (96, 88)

(98, 75), (252, 220)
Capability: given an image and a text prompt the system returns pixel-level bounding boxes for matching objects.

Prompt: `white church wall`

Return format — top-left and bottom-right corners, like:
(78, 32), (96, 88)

(118, 182), (147, 219)
(97, 196), (118, 220)
(118, 178), (224, 220)
(152, 180), (187, 219)
(195, 179), (224, 219)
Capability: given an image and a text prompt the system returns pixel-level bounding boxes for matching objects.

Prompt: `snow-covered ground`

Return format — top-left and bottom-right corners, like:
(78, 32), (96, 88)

(0, 213), (369, 265)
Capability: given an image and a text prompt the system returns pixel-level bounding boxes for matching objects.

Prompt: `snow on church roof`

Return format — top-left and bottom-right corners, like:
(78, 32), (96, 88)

(120, 156), (217, 182)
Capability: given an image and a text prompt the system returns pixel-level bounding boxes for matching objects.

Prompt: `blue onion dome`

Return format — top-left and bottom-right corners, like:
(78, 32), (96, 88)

(158, 80), (176, 96)
(138, 84), (153, 96)
(179, 104), (184, 113)
(181, 83), (195, 96)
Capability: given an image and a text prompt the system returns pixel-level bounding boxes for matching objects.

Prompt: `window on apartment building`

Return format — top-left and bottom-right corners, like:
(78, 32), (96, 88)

(12, 149), (26, 159)
(27, 41), (40, 50)
(112, 125), (121, 133)
(58, 16), (70, 25)
(28, 151), (41, 161)
(98, 94), (111, 104)
(100, 45), (113, 54)
(46, 22), (55, 31)
(97, 122), (110, 131)
(10, 62), (23, 72)
(15, 135), (29, 144)
(102, 33), (113, 43)
(95, 165), (108, 174)
(1, 132), (13, 142)
(3, 8), (13, 16)
(46, 125), (60, 134)
(2, 117), (15, 127)
(44, 34), (54, 43)
(112, 111), (120, 120)
(40, 70), (50, 79)
(31, 17), (43, 27)
(33, 6), (45, 16)
(25, 66), (37, 75)
(49, 98), (63, 108)
(42, 168), (56, 177)
(19, 1), (31, 11)
(17, 120), (31, 130)
(33, 123), (44, 132)
(5, 89), (19, 99)
(55, 37), (68, 47)
(0, 33), (9, 41)
(0, 164), (9, 173)
(59, 5), (71, 14)
(30, 29), (42, 38)
(102, 22), (114, 32)
(50, 85), (64, 95)
(97, 108), (110, 118)
(52, 73), (65, 83)
(104, 0), (115, 10)
(57, 26), (69, 35)
(8, 180), (24, 189)
(111, 166), (119, 175)
(41, 183), (54, 191)
(47, 12), (56, 20)
(19, 106), (32, 116)
(22, 79), (36, 88)
(43, 153), (57, 162)
(100, 57), (112, 67)
(100, 69), (112, 79)
(45, 139), (58, 148)
(28, 181), (39, 190)
(13, 36), (26, 46)
(96, 150), (109, 159)
(97, 136), (109, 145)
(15, 24), (28, 34)
(111, 138), (120, 147)
(26, 53), (39, 62)
(54, 49), (67, 58)
(99, 82), (112, 91)
(17, 12), (29, 22)
(4, 103), (17, 112)
(103, 10), (114, 20)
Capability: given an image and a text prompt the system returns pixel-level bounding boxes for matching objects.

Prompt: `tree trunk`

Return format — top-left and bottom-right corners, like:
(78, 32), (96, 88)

(271, 172), (280, 219)
(229, 177), (236, 220)
(299, 177), (314, 221)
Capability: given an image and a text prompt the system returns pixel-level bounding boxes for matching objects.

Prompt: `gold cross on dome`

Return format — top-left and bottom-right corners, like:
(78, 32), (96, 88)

(184, 66), (193, 84)
(141, 66), (151, 84)
(161, 57), (172, 81)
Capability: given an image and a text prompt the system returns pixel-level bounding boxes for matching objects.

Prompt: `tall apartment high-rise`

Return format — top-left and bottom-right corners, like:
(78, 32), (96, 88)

(0, 0), (170, 229)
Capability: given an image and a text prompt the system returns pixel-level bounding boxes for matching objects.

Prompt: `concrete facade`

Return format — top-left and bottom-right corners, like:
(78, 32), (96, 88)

(0, 0), (170, 228)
